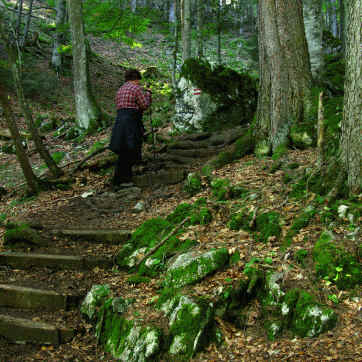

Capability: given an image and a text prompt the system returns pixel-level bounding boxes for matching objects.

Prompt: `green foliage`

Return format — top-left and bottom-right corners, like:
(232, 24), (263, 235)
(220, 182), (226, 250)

(295, 249), (308, 268)
(212, 151), (233, 169)
(272, 143), (288, 161)
(232, 130), (255, 160)
(255, 212), (282, 243)
(313, 232), (361, 290)
(228, 208), (253, 232)
(210, 178), (230, 201)
(126, 275), (150, 285)
(184, 173), (203, 196)
(83, 0), (150, 47)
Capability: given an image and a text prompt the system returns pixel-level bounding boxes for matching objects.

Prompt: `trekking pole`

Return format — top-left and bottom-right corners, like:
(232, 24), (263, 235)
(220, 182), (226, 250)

(149, 106), (156, 161)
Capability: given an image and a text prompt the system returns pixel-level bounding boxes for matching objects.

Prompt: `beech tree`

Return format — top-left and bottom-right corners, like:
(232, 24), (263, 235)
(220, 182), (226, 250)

(51, 0), (67, 75)
(339, 0), (361, 194)
(181, 0), (191, 61)
(255, 0), (313, 154)
(303, 0), (324, 78)
(68, 0), (101, 131)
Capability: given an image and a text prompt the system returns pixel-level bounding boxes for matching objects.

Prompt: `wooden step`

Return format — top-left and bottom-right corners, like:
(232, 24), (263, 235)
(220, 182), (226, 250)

(0, 284), (81, 311)
(0, 314), (74, 345)
(0, 252), (112, 270)
(56, 229), (131, 244)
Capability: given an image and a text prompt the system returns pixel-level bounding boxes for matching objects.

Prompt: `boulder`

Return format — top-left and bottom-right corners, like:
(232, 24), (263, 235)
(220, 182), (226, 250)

(164, 248), (229, 288)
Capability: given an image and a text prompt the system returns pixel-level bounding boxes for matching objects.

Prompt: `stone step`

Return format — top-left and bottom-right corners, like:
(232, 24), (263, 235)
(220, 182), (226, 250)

(0, 284), (81, 311)
(56, 229), (131, 244)
(0, 252), (113, 270)
(0, 314), (74, 345)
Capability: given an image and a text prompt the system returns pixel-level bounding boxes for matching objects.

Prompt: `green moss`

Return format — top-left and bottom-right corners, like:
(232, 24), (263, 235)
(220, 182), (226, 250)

(164, 248), (229, 288)
(265, 319), (283, 341)
(283, 208), (316, 247)
(190, 207), (212, 225)
(255, 212), (282, 243)
(166, 203), (193, 225)
(232, 130), (255, 159)
(127, 275), (151, 284)
(313, 232), (361, 289)
(228, 208), (253, 231)
(184, 172), (203, 196)
(295, 249), (309, 268)
(291, 291), (337, 338)
(81, 284), (111, 320)
(95, 297), (161, 361)
(211, 151), (234, 169)
(4, 223), (46, 248)
(210, 178), (231, 201)
(161, 294), (214, 358)
(272, 143), (288, 161)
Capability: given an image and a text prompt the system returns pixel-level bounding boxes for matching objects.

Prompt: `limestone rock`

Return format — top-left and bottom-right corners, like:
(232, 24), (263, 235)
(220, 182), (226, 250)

(164, 248), (229, 288)
(80, 284), (111, 320)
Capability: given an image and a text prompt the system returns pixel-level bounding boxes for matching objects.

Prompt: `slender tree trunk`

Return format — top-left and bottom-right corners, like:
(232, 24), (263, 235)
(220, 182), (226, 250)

(196, 0), (203, 58)
(339, 0), (346, 53)
(303, 0), (324, 79)
(172, 0), (180, 90)
(169, 0), (176, 23)
(340, 0), (361, 194)
(181, 0), (191, 61)
(20, 0), (34, 47)
(217, 0), (221, 64)
(256, 0), (313, 153)
(0, 84), (40, 194)
(8, 45), (63, 178)
(68, 0), (101, 131)
(51, 0), (67, 74)
(131, 0), (137, 12)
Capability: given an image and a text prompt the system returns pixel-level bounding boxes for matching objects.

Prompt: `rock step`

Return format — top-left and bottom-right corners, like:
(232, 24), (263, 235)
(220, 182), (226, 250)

(56, 229), (131, 244)
(0, 314), (74, 345)
(0, 252), (113, 270)
(0, 284), (82, 311)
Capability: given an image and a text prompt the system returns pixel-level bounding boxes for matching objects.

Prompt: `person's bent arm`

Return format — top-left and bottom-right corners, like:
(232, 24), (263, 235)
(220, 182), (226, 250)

(135, 87), (152, 111)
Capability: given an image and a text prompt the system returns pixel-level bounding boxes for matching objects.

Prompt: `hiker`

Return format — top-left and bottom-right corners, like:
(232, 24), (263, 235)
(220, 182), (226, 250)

(109, 69), (152, 187)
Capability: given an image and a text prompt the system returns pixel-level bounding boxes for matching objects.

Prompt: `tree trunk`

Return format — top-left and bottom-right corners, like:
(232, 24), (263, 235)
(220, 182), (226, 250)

(51, 0), (67, 74)
(20, 0), (34, 47)
(8, 45), (63, 178)
(339, 0), (361, 194)
(0, 84), (40, 194)
(172, 0), (180, 90)
(169, 0), (176, 23)
(217, 0), (221, 64)
(181, 0), (191, 61)
(196, 0), (204, 58)
(255, 0), (313, 153)
(68, 0), (101, 131)
(131, 0), (137, 12)
(303, 0), (324, 79)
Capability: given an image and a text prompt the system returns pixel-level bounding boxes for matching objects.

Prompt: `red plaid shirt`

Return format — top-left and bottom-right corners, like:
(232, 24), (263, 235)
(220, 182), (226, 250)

(115, 81), (152, 112)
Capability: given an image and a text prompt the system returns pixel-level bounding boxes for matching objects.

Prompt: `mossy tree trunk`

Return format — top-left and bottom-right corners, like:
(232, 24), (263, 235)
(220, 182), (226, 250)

(0, 84), (40, 194)
(255, 0), (313, 154)
(68, 0), (101, 131)
(339, 0), (361, 194)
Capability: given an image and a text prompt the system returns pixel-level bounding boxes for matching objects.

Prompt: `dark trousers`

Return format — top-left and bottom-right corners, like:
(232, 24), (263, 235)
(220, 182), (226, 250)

(113, 152), (133, 185)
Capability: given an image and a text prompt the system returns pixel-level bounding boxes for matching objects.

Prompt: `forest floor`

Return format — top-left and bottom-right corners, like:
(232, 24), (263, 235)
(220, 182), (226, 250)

(0, 26), (361, 362)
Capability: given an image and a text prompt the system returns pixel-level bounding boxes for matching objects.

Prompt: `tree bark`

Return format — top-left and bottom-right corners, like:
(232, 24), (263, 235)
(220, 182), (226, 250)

(196, 0), (203, 58)
(256, 0), (313, 153)
(303, 0), (324, 79)
(172, 0), (180, 90)
(68, 0), (101, 131)
(340, 0), (361, 194)
(51, 0), (67, 74)
(181, 0), (191, 61)
(0, 84), (40, 194)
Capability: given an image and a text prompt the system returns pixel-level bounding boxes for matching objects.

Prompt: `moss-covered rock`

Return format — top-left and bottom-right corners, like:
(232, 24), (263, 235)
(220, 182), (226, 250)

(4, 223), (48, 248)
(179, 58), (257, 132)
(160, 294), (214, 359)
(291, 290), (337, 338)
(313, 232), (361, 289)
(290, 126), (314, 149)
(255, 212), (282, 243)
(95, 296), (161, 361)
(163, 248), (229, 288)
(80, 284), (111, 320)
(255, 140), (271, 157)
(211, 178), (248, 201)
